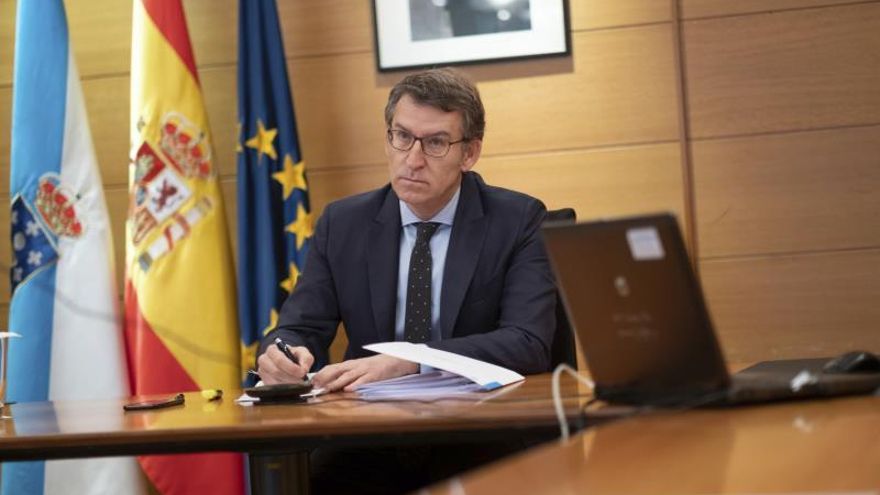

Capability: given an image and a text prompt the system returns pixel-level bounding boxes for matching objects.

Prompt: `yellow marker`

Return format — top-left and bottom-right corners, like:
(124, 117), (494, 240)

(201, 389), (223, 401)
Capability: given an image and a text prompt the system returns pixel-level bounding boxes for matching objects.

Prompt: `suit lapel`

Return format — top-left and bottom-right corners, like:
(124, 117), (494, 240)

(440, 173), (487, 339)
(367, 188), (401, 343)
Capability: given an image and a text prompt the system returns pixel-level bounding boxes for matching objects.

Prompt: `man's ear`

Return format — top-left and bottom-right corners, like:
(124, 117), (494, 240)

(460, 139), (482, 172)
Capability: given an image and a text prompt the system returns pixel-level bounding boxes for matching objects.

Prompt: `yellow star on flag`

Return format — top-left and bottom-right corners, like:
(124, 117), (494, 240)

(241, 340), (260, 379)
(245, 119), (278, 162)
(272, 155), (308, 200)
(261, 308), (280, 337)
(286, 203), (313, 250)
(280, 262), (301, 293)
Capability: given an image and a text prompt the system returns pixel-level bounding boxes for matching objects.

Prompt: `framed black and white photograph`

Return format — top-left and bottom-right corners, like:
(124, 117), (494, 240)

(373, 0), (570, 72)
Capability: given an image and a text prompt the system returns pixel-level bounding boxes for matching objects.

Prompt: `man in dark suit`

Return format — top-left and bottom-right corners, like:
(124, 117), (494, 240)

(255, 67), (558, 493)
(257, 68), (556, 391)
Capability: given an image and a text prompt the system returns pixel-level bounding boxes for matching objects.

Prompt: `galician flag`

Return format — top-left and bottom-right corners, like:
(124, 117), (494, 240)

(126, 0), (244, 493)
(4, 1), (144, 494)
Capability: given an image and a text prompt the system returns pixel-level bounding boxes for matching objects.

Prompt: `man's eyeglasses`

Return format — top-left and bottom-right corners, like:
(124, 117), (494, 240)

(387, 129), (467, 158)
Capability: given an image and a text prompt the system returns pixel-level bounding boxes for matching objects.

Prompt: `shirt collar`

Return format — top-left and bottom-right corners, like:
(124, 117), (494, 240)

(399, 186), (460, 227)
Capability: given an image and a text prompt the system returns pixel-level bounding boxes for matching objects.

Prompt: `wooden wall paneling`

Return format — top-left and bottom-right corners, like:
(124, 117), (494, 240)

(0, 197), (8, 303)
(65, 0), (131, 79)
(701, 250), (880, 363)
(200, 66), (237, 179)
(684, 3), (880, 138)
(0, 304), (7, 332)
(289, 26), (681, 171)
(220, 177), (238, 266)
(477, 143), (686, 222)
(184, 0), (237, 68)
(0, 0), (14, 86)
(66, 0), (236, 80)
(0, 86), (10, 193)
(104, 186), (129, 295)
(307, 164), (390, 215)
(288, 54), (389, 170)
(570, 0), (672, 30)
(81, 76), (129, 188)
(680, 0), (871, 19)
(694, 125), (880, 259)
(479, 25), (679, 156)
(277, 0), (374, 58)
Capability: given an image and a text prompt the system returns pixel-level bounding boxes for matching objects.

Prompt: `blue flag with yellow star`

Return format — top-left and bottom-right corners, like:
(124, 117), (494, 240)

(237, 0), (312, 383)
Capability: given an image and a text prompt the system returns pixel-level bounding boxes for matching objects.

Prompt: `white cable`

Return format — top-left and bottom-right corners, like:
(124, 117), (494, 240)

(551, 363), (595, 442)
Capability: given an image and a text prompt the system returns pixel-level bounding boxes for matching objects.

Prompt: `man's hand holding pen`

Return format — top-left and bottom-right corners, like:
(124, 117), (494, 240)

(256, 338), (314, 385)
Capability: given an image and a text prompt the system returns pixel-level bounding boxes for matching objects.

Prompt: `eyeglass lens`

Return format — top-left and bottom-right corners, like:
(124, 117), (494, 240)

(388, 130), (455, 157)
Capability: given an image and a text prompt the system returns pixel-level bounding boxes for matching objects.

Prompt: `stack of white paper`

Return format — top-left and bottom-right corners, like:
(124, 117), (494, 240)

(361, 342), (525, 396)
(355, 370), (484, 400)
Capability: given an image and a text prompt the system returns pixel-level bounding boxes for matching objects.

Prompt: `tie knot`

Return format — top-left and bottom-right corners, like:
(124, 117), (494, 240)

(415, 222), (441, 241)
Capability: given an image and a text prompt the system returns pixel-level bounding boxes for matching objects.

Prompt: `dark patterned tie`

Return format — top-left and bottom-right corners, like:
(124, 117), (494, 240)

(404, 222), (441, 343)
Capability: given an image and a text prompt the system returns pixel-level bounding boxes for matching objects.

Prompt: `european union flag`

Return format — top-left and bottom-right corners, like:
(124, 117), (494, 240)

(237, 0), (312, 383)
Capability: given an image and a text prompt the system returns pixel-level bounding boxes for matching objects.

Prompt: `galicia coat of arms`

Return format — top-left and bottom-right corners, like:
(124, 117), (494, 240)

(10, 173), (86, 293)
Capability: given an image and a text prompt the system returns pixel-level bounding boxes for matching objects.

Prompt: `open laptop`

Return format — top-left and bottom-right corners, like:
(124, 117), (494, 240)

(542, 213), (880, 406)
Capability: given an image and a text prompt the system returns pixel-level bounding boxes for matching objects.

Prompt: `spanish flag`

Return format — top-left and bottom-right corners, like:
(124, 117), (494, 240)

(126, 1), (244, 494)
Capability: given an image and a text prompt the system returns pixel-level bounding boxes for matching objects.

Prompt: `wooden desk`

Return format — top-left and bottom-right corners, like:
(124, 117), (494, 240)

(0, 373), (589, 460)
(425, 394), (880, 494)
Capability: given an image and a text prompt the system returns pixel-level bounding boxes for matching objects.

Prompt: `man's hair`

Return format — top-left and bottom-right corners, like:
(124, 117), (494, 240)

(384, 68), (485, 140)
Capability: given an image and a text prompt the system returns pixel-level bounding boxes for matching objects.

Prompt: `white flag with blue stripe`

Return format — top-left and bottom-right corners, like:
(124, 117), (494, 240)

(3, 1), (144, 494)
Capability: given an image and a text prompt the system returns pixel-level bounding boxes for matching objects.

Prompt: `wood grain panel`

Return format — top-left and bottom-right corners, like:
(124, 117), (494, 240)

(0, 86), (9, 192)
(220, 177), (238, 266)
(64, 0), (131, 79)
(66, 0), (236, 80)
(571, 0), (671, 30)
(0, 0), (14, 86)
(288, 53), (389, 170)
(477, 143), (685, 222)
(684, 3), (880, 138)
(184, 0), (237, 69)
(307, 165), (391, 214)
(0, 194), (8, 301)
(200, 67), (238, 181)
(277, 0), (373, 58)
(104, 187), (129, 296)
(480, 25), (679, 155)
(80, 76), (128, 188)
(695, 126), (880, 259)
(33, 0), (371, 85)
(701, 250), (880, 363)
(291, 26), (680, 170)
(681, 0), (871, 19)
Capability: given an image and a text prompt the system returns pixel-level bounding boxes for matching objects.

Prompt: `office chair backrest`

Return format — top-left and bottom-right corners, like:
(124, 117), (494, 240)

(545, 208), (578, 369)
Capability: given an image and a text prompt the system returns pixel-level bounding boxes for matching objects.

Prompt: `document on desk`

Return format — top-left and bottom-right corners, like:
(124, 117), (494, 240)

(355, 370), (487, 400)
(363, 342), (525, 391)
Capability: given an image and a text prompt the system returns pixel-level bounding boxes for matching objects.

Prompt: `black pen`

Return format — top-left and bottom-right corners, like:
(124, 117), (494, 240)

(274, 337), (299, 365)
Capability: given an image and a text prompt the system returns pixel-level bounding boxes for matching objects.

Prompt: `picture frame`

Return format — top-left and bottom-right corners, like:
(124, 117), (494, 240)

(372, 0), (570, 72)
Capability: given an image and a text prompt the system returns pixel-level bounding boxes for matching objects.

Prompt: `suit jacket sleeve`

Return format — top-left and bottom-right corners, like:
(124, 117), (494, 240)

(427, 199), (557, 375)
(257, 204), (340, 369)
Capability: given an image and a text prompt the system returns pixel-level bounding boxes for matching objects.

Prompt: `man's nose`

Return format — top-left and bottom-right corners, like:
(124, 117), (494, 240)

(405, 140), (428, 167)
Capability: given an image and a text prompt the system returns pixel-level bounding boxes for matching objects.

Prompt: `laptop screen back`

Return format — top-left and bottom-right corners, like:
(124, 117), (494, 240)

(543, 213), (731, 404)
